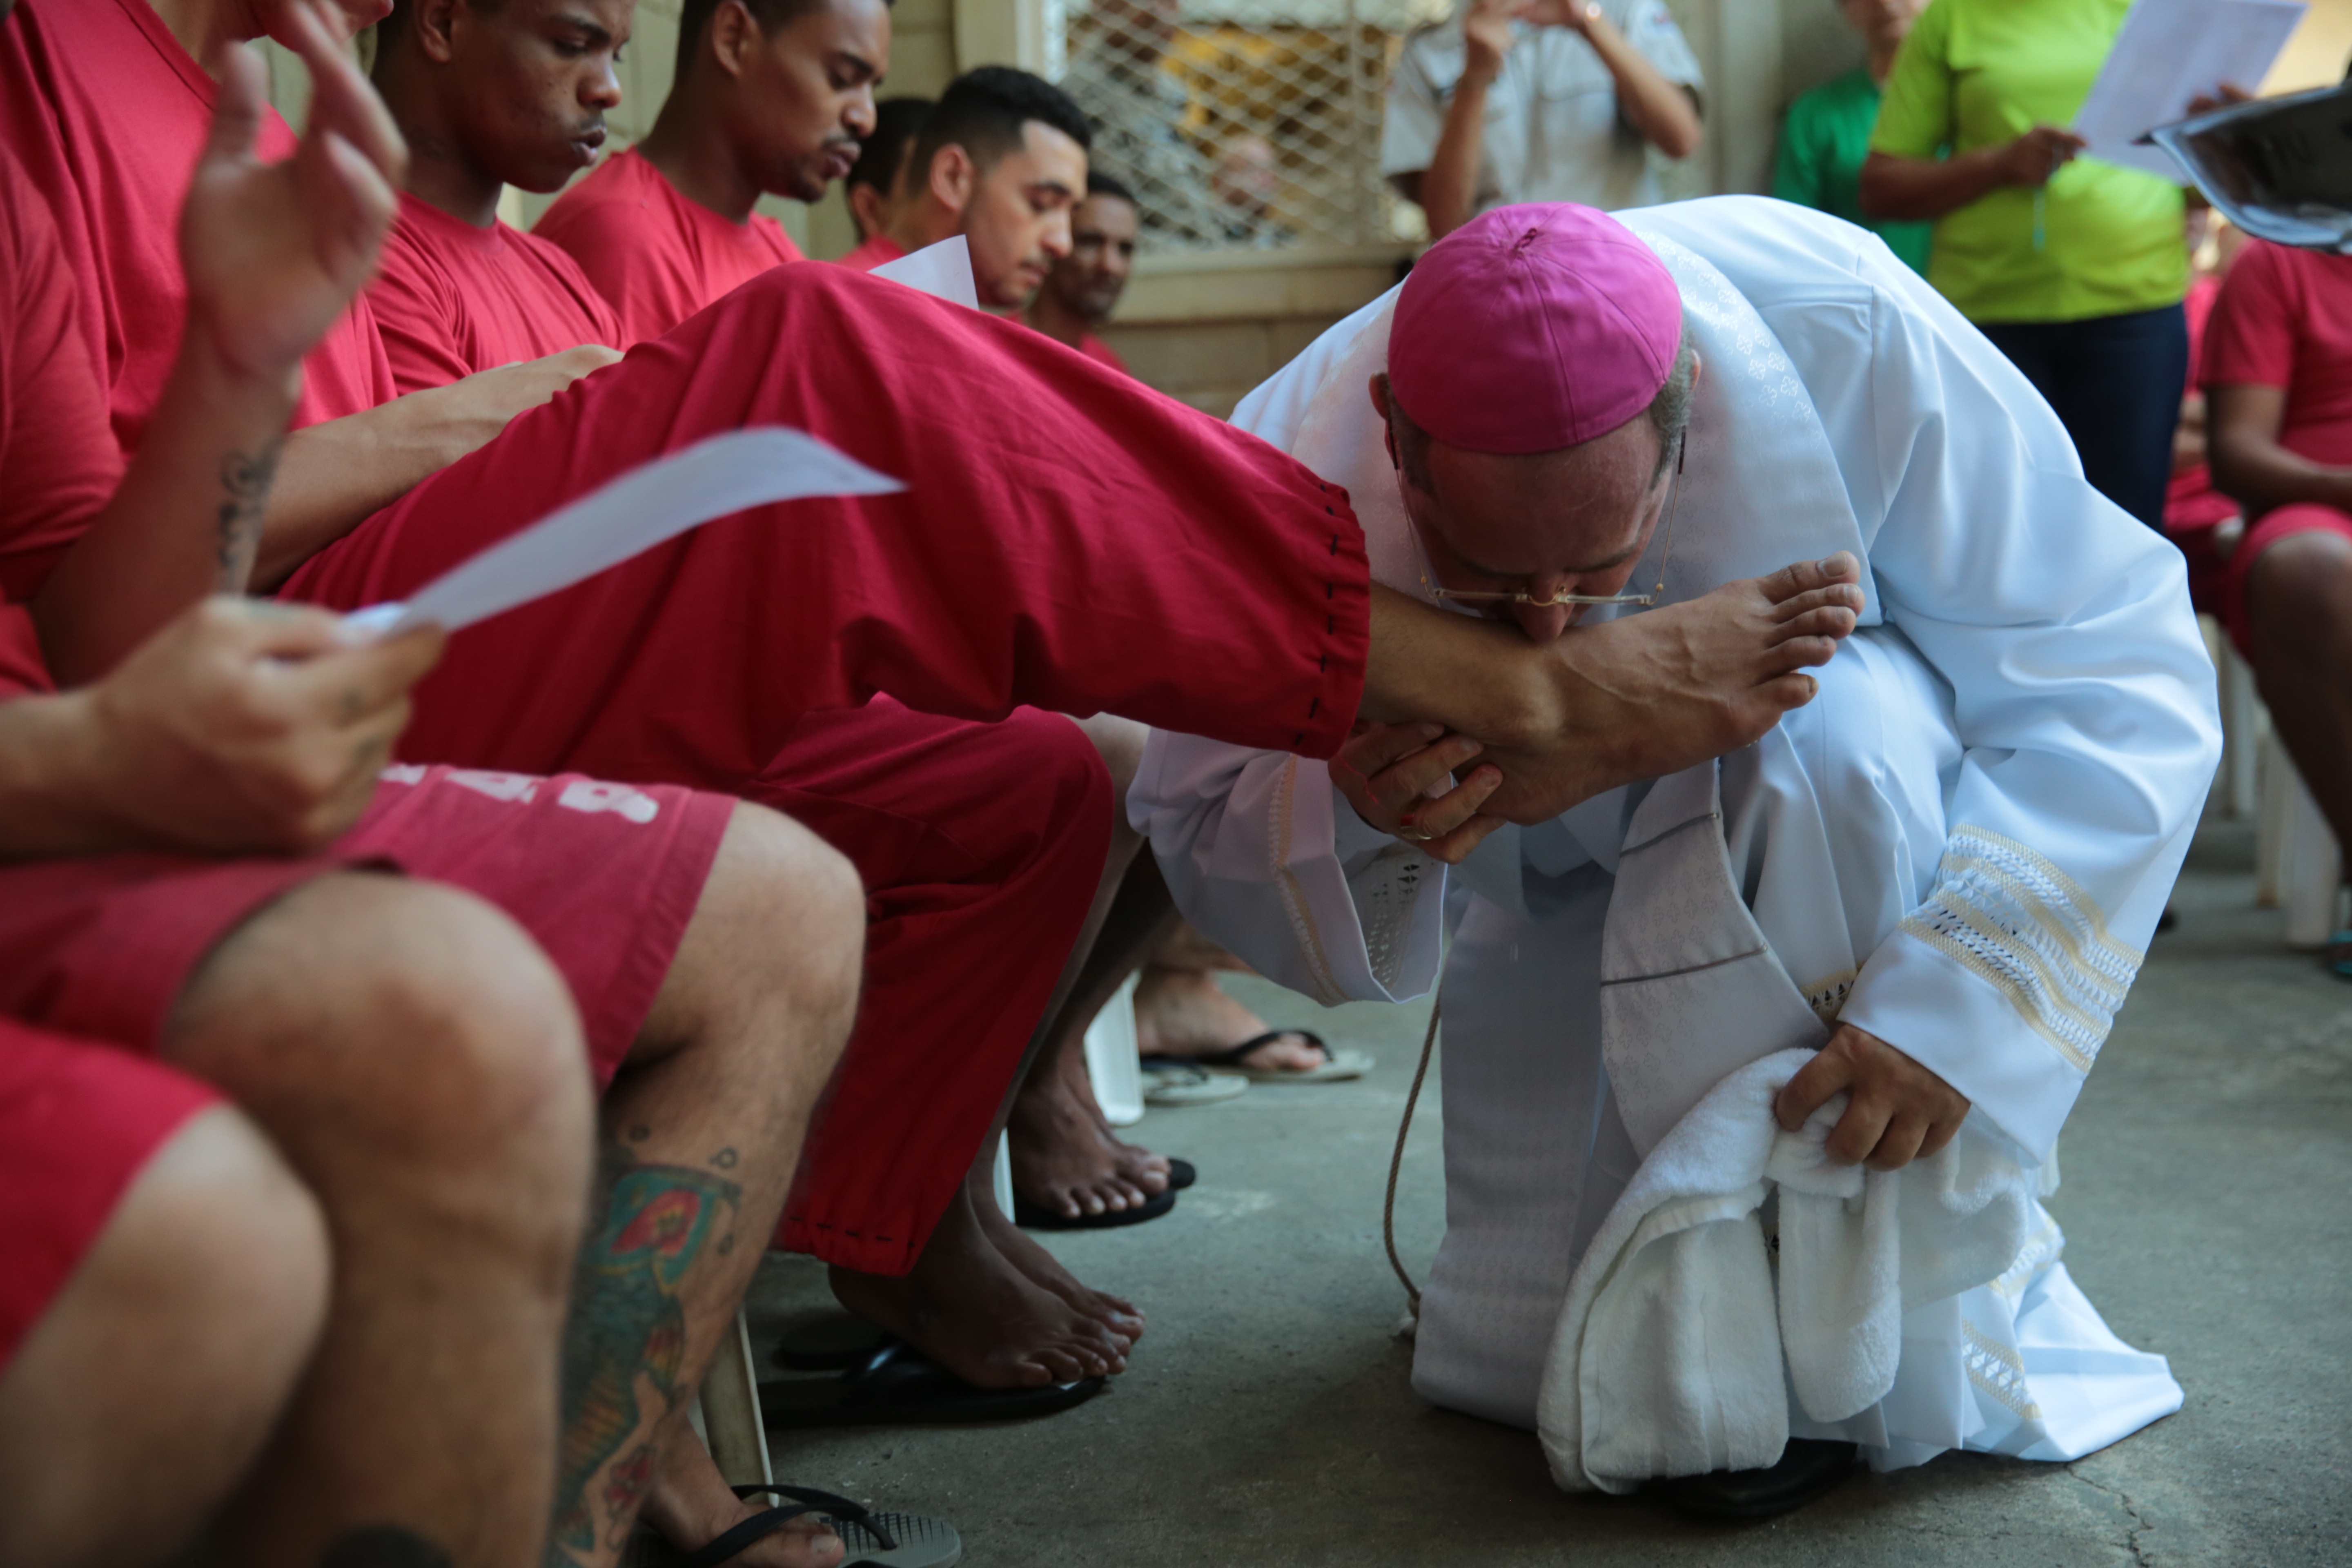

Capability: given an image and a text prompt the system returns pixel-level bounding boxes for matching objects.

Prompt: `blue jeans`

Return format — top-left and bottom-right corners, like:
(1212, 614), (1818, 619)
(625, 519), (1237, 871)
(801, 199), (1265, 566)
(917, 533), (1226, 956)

(1976, 303), (2189, 530)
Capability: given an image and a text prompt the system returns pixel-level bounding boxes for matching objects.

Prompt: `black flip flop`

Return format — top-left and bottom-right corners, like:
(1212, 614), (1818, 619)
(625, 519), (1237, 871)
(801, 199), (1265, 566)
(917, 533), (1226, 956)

(667, 1484), (962, 1567)
(759, 1338), (1105, 1429)
(1013, 1185), (1176, 1230)
(1167, 1157), (1197, 1190)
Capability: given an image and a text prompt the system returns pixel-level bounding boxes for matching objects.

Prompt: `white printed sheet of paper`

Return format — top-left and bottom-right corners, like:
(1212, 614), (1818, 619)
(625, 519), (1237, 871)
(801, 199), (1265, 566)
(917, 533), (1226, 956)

(869, 235), (981, 310)
(341, 427), (902, 639)
(2075, 0), (2306, 180)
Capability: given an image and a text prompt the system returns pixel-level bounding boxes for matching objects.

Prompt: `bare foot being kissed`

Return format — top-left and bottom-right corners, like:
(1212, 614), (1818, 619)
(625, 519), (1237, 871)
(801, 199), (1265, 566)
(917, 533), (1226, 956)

(828, 1185), (1140, 1388)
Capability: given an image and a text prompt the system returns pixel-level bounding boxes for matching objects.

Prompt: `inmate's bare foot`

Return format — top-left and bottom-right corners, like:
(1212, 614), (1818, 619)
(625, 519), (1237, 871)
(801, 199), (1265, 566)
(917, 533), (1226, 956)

(970, 1172), (1149, 1338)
(1007, 1036), (1171, 1220)
(1477, 555), (1864, 822)
(829, 1188), (1134, 1388)
(1134, 964), (1323, 1072)
(642, 1424), (843, 1568)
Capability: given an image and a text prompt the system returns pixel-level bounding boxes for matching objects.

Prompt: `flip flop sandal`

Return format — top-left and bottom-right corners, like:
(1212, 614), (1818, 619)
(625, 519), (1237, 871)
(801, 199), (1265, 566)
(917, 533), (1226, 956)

(667, 1484), (962, 1568)
(2329, 930), (2352, 981)
(760, 1338), (1106, 1429)
(1167, 1157), (1196, 1189)
(1013, 1185), (1176, 1229)
(773, 1295), (1157, 1370)
(1143, 1061), (1250, 1106)
(1147, 1031), (1372, 1084)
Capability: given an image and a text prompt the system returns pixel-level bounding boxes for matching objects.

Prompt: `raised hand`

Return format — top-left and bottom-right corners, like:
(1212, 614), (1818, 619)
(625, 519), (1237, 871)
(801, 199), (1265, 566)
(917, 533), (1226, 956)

(1773, 1024), (1971, 1171)
(1461, 0), (1521, 86)
(180, 0), (405, 382)
(70, 598), (445, 856)
(1470, 553), (1863, 823)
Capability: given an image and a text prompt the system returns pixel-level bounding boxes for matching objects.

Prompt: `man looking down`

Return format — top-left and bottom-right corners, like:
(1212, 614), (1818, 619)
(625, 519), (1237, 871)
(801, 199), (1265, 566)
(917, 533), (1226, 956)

(0, 9), (870, 1566)
(835, 63), (1085, 312)
(536, 0), (891, 345)
(1134, 202), (2218, 1515)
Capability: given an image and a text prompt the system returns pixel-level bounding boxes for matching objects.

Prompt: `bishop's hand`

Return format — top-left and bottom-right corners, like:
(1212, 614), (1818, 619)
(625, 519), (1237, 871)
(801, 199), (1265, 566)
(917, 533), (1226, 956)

(1774, 1024), (1971, 1172)
(1331, 721), (1506, 865)
(181, 0), (406, 385)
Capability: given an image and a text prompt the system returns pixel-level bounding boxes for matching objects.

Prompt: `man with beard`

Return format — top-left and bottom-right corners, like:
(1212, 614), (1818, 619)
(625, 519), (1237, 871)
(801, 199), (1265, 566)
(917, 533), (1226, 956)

(1025, 171), (1136, 370)
(835, 64), (1085, 312)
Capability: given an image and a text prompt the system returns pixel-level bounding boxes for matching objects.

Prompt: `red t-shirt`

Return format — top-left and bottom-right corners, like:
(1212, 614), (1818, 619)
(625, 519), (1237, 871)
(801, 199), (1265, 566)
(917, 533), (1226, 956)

(1076, 332), (1129, 376)
(0, 0), (397, 457)
(2203, 238), (2352, 470)
(534, 148), (803, 349)
(0, 153), (123, 699)
(837, 234), (907, 273)
(368, 194), (623, 394)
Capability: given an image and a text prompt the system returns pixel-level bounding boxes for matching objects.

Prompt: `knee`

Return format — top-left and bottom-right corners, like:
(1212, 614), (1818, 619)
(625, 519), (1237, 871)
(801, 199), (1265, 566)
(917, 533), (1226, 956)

(707, 802), (866, 1054)
(135, 1106), (331, 1354)
(2247, 531), (2352, 660)
(175, 875), (596, 1186)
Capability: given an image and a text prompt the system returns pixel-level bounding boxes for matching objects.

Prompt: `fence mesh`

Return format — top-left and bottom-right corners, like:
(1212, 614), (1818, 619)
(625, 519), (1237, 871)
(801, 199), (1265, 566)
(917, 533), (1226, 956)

(1054, 0), (1452, 254)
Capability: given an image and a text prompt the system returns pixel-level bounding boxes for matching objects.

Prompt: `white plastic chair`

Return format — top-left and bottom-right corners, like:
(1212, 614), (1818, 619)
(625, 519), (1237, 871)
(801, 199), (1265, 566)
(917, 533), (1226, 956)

(1080, 971), (1145, 1127)
(2255, 728), (2345, 947)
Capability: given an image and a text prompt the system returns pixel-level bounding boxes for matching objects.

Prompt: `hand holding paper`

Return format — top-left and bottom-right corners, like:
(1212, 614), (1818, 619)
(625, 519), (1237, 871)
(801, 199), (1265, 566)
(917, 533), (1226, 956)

(340, 427), (903, 639)
(2075, 0), (2305, 180)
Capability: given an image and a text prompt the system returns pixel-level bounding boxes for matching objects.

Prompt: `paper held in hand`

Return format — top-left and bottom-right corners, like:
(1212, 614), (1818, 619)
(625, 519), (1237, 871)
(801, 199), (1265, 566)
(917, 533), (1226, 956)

(340, 427), (903, 640)
(869, 235), (981, 310)
(2074, 0), (2305, 181)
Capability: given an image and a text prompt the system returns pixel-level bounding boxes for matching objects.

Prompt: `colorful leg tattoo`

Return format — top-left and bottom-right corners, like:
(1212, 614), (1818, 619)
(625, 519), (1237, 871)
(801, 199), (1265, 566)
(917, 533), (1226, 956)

(546, 1140), (742, 1566)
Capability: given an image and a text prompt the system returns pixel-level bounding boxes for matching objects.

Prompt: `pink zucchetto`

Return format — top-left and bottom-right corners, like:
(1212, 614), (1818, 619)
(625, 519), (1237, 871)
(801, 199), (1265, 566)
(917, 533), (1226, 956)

(1389, 203), (1682, 456)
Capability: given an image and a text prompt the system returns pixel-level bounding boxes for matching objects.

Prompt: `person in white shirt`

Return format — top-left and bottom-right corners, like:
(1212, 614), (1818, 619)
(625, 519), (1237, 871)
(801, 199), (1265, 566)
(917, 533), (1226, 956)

(1131, 200), (2218, 1517)
(1383, 0), (1702, 238)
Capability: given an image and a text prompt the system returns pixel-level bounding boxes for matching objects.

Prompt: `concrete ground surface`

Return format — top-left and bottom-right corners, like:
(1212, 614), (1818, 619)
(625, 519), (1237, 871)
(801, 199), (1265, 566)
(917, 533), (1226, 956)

(746, 821), (2350, 1568)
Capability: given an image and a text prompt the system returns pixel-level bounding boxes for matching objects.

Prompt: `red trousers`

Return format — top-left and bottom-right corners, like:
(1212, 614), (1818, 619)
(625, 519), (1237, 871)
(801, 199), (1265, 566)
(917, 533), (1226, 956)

(283, 263), (1370, 1272)
(744, 699), (1105, 1271)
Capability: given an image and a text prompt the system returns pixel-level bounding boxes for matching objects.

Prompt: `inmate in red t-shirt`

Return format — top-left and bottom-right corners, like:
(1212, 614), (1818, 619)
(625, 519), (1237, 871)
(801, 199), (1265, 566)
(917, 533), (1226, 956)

(535, 148), (803, 348)
(2203, 238), (2352, 469)
(0, 151), (126, 698)
(0, 0), (397, 455)
(369, 194), (623, 394)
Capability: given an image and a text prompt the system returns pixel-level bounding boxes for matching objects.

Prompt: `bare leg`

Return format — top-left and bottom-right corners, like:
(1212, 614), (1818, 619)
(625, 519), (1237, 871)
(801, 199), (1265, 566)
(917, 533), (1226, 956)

(2245, 534), (2352, 944)
(0, 1107), (328, 1568)
(165, 873), (599, 1568)
(557, 804), (864, 1568)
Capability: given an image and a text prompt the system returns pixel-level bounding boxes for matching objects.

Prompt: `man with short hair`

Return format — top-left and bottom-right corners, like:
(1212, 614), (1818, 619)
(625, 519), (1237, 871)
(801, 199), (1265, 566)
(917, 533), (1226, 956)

(535, 0), (890, 345)
(1026, 170), (1136, 370)
(836, 64), (1088, 311)
(844, 94), (930, 243)
(0, 10), (869, 1567)
(1136, 200), (2216, 1514)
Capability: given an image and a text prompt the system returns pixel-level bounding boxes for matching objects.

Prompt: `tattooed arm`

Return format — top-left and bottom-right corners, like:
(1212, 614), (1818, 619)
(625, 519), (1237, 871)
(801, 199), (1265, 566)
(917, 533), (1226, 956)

(30, 1), (403, 686)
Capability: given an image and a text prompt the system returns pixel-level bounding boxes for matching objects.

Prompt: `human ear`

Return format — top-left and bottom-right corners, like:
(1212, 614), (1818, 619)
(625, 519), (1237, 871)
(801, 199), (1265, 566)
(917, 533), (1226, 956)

(711, 0), (757, 76)
(930, 144), (976, 213)
(413, 0), (461, 63)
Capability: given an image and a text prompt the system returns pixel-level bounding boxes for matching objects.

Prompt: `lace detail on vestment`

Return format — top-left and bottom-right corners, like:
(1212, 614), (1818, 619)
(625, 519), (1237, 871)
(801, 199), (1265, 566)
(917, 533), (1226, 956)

(1354, 844), (1433, 995)
(1898, 826), (2144, 1076)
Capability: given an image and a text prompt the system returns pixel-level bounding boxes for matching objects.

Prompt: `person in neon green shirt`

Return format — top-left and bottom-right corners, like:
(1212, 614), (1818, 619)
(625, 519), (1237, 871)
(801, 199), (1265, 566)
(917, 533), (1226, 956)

(1772, 0), (1931, 276)
(1858, 0), (2187, 530)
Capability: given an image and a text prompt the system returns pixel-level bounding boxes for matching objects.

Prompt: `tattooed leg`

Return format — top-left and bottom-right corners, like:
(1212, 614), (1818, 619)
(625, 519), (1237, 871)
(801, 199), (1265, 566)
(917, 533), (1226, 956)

(551, 804), (862, 1568)
(163, 875), (595, 1568)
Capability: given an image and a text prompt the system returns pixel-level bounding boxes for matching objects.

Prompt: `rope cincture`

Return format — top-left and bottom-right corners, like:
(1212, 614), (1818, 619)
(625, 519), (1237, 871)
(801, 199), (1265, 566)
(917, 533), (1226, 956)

(1382, 997), (1441, 1314)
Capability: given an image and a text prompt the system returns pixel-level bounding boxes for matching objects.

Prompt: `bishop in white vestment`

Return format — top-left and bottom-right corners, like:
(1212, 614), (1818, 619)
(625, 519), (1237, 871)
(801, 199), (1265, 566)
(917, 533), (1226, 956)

(1130, 199), (2218, 1499)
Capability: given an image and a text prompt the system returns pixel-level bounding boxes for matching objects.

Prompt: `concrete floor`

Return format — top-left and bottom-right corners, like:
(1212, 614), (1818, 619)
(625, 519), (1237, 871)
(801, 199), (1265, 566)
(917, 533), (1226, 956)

(747, 821), (2351, 1567)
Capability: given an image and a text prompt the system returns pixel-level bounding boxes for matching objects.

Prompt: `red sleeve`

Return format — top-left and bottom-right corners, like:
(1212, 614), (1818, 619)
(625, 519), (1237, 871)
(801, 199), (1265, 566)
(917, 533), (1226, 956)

(2204, 241), (2299, 392)
(365, 224), (482, 397)
(0, 155), (122, 606)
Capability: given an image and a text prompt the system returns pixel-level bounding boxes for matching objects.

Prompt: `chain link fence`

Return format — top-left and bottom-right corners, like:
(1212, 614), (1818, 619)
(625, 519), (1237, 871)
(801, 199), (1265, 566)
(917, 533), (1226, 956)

(1053, 0), (1451, 254)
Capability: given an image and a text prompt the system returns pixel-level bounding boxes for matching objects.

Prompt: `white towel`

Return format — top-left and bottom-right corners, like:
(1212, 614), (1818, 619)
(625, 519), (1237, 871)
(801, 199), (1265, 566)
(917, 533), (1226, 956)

(1535, 1049), (2033, 1493)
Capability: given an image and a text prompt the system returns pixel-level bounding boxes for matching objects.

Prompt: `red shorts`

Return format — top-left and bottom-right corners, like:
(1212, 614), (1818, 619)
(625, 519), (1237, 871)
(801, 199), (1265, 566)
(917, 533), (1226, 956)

(0, 765), (732, 1086)
(0, 1021), (218, 1372)
(2221, 502), (2352, 659)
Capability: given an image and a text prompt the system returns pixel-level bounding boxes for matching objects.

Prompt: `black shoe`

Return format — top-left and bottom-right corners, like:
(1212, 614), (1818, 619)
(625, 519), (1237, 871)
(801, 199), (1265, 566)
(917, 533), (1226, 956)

(1642, 1439), (1858, 1521)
